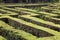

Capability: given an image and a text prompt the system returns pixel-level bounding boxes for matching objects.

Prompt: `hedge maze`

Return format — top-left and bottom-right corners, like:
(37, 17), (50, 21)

(0, 4), (60, 40)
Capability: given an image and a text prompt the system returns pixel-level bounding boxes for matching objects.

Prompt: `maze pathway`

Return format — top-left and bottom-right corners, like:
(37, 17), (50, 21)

(0, 6), (60, 40)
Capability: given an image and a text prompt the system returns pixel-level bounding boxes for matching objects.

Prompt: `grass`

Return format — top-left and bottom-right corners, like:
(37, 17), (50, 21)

(0, 20), (37, 40)
(16, 7), (58, 16)
(5, 16), (60, 36)
(19, 16), (60, 28)
(38, 36), (60, 40)
(0, 4), (60, 40)
(0, 36), (7, 40)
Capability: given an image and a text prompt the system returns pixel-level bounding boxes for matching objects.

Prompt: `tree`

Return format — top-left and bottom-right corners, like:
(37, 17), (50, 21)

(26, 0), (29, 3)
(0, 0), (3, 3)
